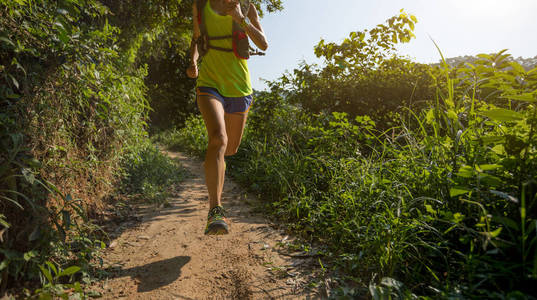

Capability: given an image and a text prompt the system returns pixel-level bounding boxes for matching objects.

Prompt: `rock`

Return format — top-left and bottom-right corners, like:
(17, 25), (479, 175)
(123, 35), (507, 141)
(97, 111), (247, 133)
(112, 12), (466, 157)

(261, 243), (270, 250)
(125, 241), (140, 247)
(287, 271), (299, 277)
(109, 241), (118, 249)
(137, 235), (150, 241)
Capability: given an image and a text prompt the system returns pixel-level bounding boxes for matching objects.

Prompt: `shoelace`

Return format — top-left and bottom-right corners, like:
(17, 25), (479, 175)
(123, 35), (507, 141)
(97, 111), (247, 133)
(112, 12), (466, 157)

(208, 206), (226, 220)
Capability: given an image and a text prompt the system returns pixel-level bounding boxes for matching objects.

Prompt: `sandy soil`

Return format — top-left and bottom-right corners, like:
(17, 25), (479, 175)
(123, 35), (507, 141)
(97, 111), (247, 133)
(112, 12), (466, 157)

(91, 151), (321, 299)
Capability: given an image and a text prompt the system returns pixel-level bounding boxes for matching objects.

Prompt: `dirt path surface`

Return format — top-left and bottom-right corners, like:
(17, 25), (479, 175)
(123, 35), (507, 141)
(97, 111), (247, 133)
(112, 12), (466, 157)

(92, 151), (320, 299)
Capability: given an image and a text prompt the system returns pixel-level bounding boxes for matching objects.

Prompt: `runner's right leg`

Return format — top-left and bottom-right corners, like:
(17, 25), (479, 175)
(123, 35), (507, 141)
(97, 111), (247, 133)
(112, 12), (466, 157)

(197, 94), (230, 234)
(197, 94), (226, 210)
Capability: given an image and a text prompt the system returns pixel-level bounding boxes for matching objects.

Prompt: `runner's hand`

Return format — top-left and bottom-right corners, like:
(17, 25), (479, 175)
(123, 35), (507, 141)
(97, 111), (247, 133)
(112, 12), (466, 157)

(226, 0), (244, 23)
(186, 64), (198, 78)
(247, 3), (258, 22)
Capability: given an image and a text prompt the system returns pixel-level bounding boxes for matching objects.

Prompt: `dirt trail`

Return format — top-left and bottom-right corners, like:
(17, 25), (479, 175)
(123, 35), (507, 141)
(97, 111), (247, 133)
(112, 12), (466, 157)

(92, 151), (319, 299)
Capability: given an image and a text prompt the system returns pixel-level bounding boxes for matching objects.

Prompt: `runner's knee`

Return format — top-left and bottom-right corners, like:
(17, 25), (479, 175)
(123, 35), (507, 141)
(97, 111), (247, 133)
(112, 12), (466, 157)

(208, 131), (228, 151)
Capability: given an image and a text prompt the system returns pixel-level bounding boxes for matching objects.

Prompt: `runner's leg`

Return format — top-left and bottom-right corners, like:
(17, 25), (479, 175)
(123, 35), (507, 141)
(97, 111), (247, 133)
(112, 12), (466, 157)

(224, 112), (248, 156)
(218, 112), (248, 196)
(197, 95), (227, 209)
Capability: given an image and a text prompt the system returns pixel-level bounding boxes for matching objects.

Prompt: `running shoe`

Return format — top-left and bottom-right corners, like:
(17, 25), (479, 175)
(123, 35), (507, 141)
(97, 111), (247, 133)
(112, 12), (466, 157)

(204, 206), (230, 235)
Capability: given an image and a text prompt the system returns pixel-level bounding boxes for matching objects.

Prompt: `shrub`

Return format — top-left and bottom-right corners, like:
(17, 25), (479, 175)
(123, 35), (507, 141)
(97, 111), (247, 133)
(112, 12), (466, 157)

(119, 144), (183, 205)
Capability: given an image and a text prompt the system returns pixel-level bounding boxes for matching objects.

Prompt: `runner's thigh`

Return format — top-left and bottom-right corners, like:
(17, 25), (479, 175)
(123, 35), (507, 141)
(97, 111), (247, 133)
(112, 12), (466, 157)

(197, 95), (226, 141)
(224, 112), (248, 154)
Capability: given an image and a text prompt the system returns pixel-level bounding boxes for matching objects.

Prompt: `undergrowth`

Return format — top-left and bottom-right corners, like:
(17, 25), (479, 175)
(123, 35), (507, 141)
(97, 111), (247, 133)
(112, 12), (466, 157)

(119, 144), (184, 206)
(159, 50), (537, 298)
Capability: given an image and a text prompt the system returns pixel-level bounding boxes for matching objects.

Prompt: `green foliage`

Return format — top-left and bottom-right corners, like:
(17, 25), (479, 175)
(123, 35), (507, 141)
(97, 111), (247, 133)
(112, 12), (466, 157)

(0, 183), (105, 298)
(119, 143), (184, 205)
(165, 46), (537, 297)
(152, 116), (208, 158)
(33, 262), (85, 299)
(1, 0), (159, 296)
(145, 48), (197, 131)
(314, 9), (418, 71)
(280, 12), (435, 128)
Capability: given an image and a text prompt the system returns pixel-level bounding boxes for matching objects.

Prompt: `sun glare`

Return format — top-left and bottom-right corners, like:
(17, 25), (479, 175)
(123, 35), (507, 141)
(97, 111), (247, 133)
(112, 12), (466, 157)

(448, 0), (524, 21)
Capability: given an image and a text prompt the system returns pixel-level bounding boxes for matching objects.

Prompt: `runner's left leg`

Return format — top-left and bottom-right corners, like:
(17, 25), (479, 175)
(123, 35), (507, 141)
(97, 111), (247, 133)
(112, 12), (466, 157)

(224, 112), (248, 156)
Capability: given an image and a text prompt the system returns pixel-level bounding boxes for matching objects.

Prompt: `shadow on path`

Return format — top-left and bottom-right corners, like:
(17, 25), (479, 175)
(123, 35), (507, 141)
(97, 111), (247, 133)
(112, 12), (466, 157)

(105, 256), (191, 292)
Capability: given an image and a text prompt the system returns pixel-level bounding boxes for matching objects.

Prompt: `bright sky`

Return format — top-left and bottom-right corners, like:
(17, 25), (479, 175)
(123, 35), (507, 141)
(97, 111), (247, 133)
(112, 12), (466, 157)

(248, 0), (537, 91)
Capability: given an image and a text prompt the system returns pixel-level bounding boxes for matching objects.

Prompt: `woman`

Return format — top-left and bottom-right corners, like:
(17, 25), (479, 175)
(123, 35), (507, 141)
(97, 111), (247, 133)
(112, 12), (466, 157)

(186, 0), (268, 235)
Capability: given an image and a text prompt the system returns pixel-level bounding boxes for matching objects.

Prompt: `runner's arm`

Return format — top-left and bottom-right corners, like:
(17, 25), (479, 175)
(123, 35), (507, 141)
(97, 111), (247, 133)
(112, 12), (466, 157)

(230, 3), (268, 51)
(187, 2), (201, 78)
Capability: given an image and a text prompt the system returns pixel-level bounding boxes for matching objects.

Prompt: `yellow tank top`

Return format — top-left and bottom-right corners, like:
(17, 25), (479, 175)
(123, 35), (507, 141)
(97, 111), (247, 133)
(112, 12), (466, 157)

(196, 1), (253, 97)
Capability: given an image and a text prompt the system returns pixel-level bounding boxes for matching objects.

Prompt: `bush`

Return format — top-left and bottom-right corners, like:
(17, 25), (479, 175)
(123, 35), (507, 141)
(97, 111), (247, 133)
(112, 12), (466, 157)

(120, 144), (184, 205)
(279, 11), (436, 129)
(152, 116), (208, 158)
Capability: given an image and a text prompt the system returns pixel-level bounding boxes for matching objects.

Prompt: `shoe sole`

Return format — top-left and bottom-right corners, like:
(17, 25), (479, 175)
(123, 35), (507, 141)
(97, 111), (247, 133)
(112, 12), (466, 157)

(205, 220), (230, 235)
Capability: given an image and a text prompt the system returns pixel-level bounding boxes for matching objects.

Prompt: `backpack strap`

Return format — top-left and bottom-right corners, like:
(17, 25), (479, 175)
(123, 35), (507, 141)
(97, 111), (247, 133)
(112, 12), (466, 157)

(196, 0), (207, 26)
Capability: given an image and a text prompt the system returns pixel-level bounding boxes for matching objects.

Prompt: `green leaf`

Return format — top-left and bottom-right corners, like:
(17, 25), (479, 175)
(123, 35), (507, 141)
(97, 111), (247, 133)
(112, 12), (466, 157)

(452, 212), (464, 223)
(58, 30), (70, 44)
(425, 109), (434, 124)
(0, 36), (15, 47)
(491, 144), (506, 155)
(45, 261), (58, 276)
(57, 266), (81, 278)
(481, 135), (505, 144)
(0, 196), (23, 210)
(39, 265), (54, 283)
(425, 204), (436, 214)
(450, 187), (471, 197)
(456, 165), (474, 178)
(23, 250), (38, 261)
(447, 109), (458, 120)
(6, 93), (21, 99)
(477, 164), (501, 171)
(22, 168), (36, 185)
(8, 74), (19, 89)
(0, 260), (9, 271)
(478, 173), (503, 187)
(509, 62), (525, 73)
(488, 227), (503, 238)
(380, 277), (404, 289)
(0, 214), (9, 228)
(502, 93), (537, 103)
(481, 109), (524, 122)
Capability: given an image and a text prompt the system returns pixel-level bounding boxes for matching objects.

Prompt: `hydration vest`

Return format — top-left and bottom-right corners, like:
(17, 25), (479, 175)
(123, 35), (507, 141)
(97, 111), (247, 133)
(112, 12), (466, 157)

(196, 0), (264, 59)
